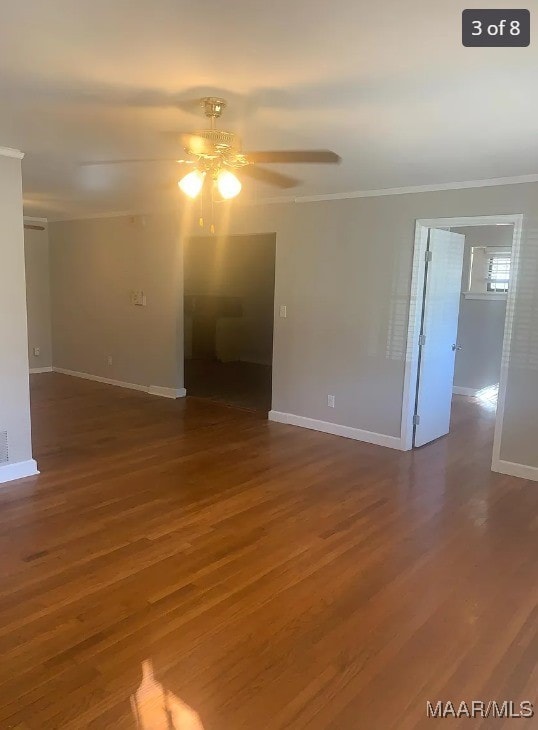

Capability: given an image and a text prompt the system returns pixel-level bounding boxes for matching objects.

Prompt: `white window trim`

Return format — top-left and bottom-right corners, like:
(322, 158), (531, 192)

(463, 291), (508, 301)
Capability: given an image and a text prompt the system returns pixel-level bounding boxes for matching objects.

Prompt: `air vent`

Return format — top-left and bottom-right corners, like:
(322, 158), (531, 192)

(0, 431), (8, 464)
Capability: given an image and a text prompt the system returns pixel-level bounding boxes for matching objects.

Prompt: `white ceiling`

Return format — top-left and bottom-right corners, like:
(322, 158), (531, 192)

(0, 0), (536, 220)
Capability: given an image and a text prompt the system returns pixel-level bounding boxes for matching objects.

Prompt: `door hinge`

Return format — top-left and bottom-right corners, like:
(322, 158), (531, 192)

(413, 414), (421, 426)
(425, 250), (432, 262)
(419, 334), (426, 347)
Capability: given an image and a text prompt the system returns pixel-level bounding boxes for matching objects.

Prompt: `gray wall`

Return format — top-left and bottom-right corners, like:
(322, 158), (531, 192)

(24, 225), (53, 370)
(452, 225), (514, 392)
(194, 182), (538, 468)
(48, 181), (538, 471)
(184, 234), (275, 365)
(0, 155), (34, 467)
(49, 213), (183, 390)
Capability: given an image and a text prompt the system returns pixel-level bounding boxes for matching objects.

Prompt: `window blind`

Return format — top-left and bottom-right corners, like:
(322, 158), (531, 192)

(487, 253), (511, 293)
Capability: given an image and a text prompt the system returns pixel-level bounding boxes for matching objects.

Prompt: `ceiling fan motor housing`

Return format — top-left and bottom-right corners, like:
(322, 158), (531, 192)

(193, 129), (239, 152)
(194, 97), (246, 165)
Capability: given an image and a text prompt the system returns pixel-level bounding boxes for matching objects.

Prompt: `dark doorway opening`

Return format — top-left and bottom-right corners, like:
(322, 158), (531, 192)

(184, 233), (276, 413)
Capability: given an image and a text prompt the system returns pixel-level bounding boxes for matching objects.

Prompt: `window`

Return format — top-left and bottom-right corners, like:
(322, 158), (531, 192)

(486, 253), (511, 293)
(466, 246), (512, 299)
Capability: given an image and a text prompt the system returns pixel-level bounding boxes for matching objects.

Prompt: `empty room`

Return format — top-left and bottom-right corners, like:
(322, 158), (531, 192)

(0, 2), (537, 728)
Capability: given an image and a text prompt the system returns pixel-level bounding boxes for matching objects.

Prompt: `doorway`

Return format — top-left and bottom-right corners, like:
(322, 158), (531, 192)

(183, 233), (276, 412)
(402, 215), (523, 473)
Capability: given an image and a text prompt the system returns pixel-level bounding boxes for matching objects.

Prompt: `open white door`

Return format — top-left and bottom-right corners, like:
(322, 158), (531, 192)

(414, 228), (465, 447)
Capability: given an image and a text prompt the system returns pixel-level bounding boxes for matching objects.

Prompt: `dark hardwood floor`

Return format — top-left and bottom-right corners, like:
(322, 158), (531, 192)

(184, 359), (272, 412)
(0, 373), (536, 728)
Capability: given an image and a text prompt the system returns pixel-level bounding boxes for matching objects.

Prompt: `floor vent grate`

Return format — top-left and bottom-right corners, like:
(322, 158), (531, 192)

(0, 431), (8, 464)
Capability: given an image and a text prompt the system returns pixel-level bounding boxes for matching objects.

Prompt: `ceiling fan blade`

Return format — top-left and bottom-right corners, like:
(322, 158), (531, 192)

(24, 224), (45, 231)
(241, 165), (301, 189)
(79, 158), (191, 167)
(244, 150), (341, 165)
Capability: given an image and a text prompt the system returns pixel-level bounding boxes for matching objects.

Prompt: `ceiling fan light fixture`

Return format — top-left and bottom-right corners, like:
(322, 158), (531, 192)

(217, 169), (242, 199)
(178, 169), (205, 198)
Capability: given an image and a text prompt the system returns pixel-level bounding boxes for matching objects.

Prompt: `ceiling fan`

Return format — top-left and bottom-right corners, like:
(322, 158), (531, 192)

(84, 97), (341, 201)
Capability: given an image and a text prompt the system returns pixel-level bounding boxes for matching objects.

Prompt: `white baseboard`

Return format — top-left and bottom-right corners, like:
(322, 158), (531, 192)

(453, 386), (480, 397)
(30, 366), (53, 374)
(268, 410), (403, 450)
(52, 367), (186, 399)
(53, 367), (148, 392)
(0, 459), (39, 485)
(148, 385), (187, 399)
(492, 459), (538, 482)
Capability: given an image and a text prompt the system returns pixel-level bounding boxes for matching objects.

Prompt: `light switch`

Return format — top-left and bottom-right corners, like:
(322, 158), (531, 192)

(279, 305), (287, 318)
(131, 290), (147, 307)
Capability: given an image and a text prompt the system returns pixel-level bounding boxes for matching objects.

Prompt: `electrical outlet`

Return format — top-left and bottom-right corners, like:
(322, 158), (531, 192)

(279, 305), (287, 318)
(107, 355), (113, 366)
(327, 395), (335, 408)
(33, 346), (40, 357)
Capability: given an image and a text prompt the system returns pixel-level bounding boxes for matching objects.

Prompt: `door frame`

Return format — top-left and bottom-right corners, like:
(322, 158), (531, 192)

(400, 214), (524, 471)
(183, 231), (277, 414)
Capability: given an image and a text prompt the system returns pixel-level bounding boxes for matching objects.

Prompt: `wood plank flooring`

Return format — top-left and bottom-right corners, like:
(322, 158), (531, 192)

(0, 373), (536, 728)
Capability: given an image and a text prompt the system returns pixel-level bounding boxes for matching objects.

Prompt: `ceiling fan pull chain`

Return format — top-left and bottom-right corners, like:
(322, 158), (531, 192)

(199, 189), (204, 228)
(210, 186), (215, 234)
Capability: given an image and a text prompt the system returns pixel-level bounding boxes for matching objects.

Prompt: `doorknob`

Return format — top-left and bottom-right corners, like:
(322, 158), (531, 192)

(452, 344), (462, 351)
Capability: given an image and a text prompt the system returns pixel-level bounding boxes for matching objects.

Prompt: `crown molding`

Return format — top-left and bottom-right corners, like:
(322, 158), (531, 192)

(292, 173), (538, 203)
(24, 216), (48, 223)
(45, 172), (538, 221)
(47, 208), (155, 223)
(0, 147), (24, 160)
(237, 173), (538, 207)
